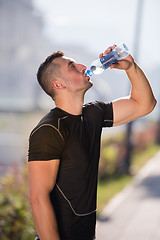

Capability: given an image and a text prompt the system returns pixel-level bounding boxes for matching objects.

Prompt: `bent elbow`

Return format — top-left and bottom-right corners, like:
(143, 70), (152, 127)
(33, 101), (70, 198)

(143, 97), (157, 116)
(148, 97), (157, 113)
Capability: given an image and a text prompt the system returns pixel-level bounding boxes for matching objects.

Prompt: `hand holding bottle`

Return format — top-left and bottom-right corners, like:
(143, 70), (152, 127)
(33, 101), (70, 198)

(85, 43), (132, 77)
(100, 45), (134, 71)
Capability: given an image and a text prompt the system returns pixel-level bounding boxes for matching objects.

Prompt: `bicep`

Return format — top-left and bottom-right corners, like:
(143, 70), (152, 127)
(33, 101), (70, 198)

(28, 160), (60, 197)
(112, 97), (142, 126)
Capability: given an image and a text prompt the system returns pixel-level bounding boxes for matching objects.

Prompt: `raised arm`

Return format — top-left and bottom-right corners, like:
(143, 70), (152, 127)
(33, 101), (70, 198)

(100, 46), (157, 126)
(28, 159), (60, 240)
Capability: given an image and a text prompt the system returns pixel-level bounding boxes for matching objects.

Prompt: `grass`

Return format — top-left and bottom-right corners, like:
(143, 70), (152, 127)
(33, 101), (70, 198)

(97, 175), (132, 213)
(131, 143), (160, 173)
(97, 143), (160, 214)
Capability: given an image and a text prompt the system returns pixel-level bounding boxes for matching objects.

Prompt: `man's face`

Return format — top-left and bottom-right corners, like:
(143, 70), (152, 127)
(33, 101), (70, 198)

(53, 56), (93, 94)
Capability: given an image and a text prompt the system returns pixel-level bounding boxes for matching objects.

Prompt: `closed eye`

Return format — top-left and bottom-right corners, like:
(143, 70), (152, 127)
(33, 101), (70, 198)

(71, 63), (76, 69)
(68, 61), (76, 69)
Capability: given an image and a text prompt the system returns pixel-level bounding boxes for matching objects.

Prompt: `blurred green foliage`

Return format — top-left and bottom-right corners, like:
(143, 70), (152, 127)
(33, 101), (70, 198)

(0, 165), (36, 240)
(99, 133), (125, 179)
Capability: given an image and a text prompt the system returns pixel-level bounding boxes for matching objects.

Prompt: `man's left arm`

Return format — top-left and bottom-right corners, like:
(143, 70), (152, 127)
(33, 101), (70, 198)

(102, 48), (157, 126)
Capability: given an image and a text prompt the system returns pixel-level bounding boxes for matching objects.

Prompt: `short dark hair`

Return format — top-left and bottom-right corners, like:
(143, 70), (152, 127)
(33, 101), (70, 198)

(37, 51), (64, 99)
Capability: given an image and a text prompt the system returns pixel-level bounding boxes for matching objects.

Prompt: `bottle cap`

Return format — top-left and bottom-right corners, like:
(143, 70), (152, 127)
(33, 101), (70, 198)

(85, 70), (92, 77)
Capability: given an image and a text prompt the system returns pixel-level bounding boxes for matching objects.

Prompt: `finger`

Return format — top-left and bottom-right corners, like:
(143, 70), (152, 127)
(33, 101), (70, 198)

(104, 47), (112, 55)
(110, 64), (116, 69)
(110, 62), (120, 69)
(99, 53), (103, 58)
(104, 44), (116, 55)
(110, 44), (117, 50)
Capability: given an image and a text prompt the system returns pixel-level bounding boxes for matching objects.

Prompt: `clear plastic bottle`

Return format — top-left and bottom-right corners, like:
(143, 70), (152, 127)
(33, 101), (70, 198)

(85, 44), (129, 77)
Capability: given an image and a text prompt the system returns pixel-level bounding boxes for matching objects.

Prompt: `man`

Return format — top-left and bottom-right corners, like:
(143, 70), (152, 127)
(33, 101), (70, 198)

(28, 45), (156, 240)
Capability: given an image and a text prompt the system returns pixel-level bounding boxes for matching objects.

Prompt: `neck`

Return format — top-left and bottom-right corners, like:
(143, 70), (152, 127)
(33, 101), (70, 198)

(54, 93), (84, 115)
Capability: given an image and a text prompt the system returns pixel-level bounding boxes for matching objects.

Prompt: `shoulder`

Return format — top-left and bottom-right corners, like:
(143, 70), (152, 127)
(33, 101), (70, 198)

(83, 101), (113, 127)
(29, 108), (67, 141)
(83, 101), (112, 114)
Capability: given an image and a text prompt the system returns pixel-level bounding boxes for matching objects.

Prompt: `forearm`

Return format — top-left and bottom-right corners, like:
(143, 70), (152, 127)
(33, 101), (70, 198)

(126, 62), (156, 113)
(31, 196), (60, 240)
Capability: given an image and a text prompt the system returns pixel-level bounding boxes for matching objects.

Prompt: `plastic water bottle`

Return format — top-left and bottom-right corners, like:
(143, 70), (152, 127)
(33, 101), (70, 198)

(85, 44), (129, 76)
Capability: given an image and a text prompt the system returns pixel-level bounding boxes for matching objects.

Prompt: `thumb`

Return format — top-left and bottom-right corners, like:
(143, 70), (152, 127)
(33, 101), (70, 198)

(110, 63), (117, 69)
(110, 61), (123, 69)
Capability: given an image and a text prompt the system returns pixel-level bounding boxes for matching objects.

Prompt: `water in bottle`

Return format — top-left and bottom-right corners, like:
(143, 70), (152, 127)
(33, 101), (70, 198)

(85, 44), (129, 77)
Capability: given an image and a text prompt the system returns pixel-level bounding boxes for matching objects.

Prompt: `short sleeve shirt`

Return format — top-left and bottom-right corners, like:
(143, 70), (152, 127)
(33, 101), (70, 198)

(28, 101), (113, 240)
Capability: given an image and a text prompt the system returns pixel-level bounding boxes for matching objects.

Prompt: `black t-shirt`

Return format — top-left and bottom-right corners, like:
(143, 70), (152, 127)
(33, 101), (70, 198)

(28, 101), (113, 240)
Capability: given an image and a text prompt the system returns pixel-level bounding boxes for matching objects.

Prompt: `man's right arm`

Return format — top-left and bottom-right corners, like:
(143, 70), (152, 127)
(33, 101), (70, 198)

(28, 159), (60, 240)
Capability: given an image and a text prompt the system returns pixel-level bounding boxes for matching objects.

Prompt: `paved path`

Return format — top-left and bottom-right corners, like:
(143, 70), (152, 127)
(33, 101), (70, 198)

(96, 150), (160, 240)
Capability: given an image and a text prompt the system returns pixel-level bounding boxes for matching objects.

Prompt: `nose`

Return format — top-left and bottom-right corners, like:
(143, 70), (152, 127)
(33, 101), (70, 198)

(76, 64), (87, 73)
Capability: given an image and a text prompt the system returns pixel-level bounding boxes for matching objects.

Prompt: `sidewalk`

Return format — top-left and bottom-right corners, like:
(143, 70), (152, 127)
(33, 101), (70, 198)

(96, 150), (160, 240)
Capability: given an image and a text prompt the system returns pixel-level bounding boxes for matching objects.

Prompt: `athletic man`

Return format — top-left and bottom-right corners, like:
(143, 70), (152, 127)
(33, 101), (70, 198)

(28, 45), (156, 240)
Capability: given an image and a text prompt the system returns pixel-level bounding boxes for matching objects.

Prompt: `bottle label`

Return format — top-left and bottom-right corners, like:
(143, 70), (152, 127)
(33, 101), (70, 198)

(100, 52), (117, 69)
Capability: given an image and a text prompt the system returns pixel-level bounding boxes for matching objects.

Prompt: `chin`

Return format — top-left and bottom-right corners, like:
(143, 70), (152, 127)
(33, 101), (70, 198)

(85, 81), (93, 91)
(89, 80), (93, 87)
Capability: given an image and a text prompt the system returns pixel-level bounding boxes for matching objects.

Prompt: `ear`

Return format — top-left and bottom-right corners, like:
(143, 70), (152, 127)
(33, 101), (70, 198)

(51, 80), (66, 90)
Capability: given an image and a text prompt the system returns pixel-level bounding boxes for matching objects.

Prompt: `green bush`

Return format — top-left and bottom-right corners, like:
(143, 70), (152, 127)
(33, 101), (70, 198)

(99, 133), (126, 180)
(0, 164), (36, 240)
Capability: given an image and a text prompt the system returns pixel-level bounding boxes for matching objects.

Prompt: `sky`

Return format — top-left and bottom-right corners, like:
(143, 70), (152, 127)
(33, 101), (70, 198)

(32, 0), (160, 70)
